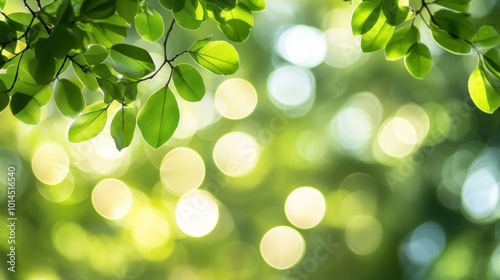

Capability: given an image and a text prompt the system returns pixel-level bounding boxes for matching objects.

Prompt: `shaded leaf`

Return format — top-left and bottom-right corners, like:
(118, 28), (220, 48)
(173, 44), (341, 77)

(0, 91), (9, 112)
(475, 25), (500, 48)
(484, 49), (500, 80)
(431, 28), (471, 55)
(0, 22), (16, 44)
(433, 10), (475, 41)
(173, 64), (206, 101)
(189, 38), (239, 75)
(9, 86), (51, 125)
(55, 79), (85, 117)
(68, 103), (108, 142)
(159, 0), (174, 10)
(97, 78), (122, 103)
(434, 0), (470, 13)
(116, 0), (140, 23)
(80, 0), (117, 19)
(404, 42), (432, 79)
(239, 0), (265, 11)
(137, 87), (179, 149)
(84, 44), (109, 65)
(468, 65), (500, 114)
(382, 0), (409, 26)
(111, 106), (137, 150)
(73, 63), (99, 91)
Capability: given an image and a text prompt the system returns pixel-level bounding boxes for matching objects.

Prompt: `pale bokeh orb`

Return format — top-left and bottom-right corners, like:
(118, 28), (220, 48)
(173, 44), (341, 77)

(213, 132), (259, 177)
(345, 215), (383, 255)
(215, 78), (258, 120)
(92, 179), (133, 220)
(260, 226), (305, 270)
(285, 186), (326, 229)
(175, 190), (219, 237)
(32, 143), (69, 185)
(160, 147), (205, 195)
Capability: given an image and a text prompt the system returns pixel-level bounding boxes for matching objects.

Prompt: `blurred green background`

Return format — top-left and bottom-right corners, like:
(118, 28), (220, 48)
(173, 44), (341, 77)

(2, 0), (500, 279)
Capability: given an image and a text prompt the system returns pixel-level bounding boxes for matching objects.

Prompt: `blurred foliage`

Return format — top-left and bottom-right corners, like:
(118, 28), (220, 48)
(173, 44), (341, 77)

(2, 0), (500, 280)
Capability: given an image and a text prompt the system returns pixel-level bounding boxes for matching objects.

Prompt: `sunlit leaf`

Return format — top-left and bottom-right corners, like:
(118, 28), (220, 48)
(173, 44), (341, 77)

(10, 86), (51, 125)
(189, 38), (239, 75)
(173, 0), (206, 30)
(108, 44), (155, 79)
(137, 87), (179, 149)
(361, 12), (395, 52)
(385, 25), (419, 61)
(111, 106), (137, 150)
(404, 42), (432, 79)
(73, 63), (99, 91)
(217, 3), (253, 42)
(239, 0), (265, 11)
(68, 103), (108, 142)
(207, 0), (237, 11)
(468, 65), (500, 114)
(434, 0), (470, 13)
(55, 79), (85, 117)
(173, 64), (206, 102)
(135, 8), (165, 42)
(351, 0), (382, 36)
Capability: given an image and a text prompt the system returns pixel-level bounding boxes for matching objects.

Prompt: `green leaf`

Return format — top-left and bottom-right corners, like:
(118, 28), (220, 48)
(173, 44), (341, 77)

(173, 64), (206, 102)
(108, 44), (155, 79)
(433, 10), (475, 41)
(116, 0), (140, 23)
(73, 63), (99, 91)
(135, 8), (165, 42)
(10, 86), (51, 125)
(68, 103), (108, 142)
(382, 0), (409, 26)
(468, 65), (500, 114)
(55, 79), (85, 117)
(0, 91), (9, 112)
(385, 25), (419, 61)
(92, 64), (116, 79)
(137, 87), (179, 149)
(173, 0), (206, 30)
(85, 16), (128, 47)
(238, 0), (265, 11)
(55, 0), (75, 25)
(351, 0), (382, 36)
(111, 106), (137, 150)
(124, 83), (138, 104)
(84, 44), (109, 65)
(207, 0), (237, 11)
(189, 39), (239, 75)
(0, 0), (5, 10)
(217, 3), (253, 42)
(361, 12), (395, 52)
(0, 22), (16, 44)
(484, 49), (500, 80)
(474, 25), (500, 48)
(80, 0), (117, 19)
(159, 0), (174, 10)
(431, 28), (471, 55)
(404, 42), (432, 79)
(28, 54), (56, 85)
(6, 13), (32, 32)
(434, 0), (470, 13)
(97, 78), (122, 103)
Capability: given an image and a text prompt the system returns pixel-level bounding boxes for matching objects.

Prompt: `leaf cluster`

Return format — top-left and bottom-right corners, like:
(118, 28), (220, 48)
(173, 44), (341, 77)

(0, 0), (264, 149)
(350, 0), (500, 113)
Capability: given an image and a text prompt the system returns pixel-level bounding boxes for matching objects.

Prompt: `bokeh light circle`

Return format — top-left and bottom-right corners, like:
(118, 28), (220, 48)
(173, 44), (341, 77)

(32, 143), (69, 185)
(213, 132), (259, 177)
(276, 25), (327, 68)
(345, 216), (383, 255)
(378, 117), (418, 158)
(160, 147), (205, 195)
(403, 221), (446, 267)
(215, 78), (258, 120)
(285, 186), (326, 229)
(260, 226), (305, 269)
(175, 190), (219, 237)
(92, 179), (133, 220)
(267, 65), (315, 112)
(462, 167), (499, 222)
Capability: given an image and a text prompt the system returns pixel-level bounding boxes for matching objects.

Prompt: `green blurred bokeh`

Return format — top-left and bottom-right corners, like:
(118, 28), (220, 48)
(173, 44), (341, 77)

(1, 0), (500, 279)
